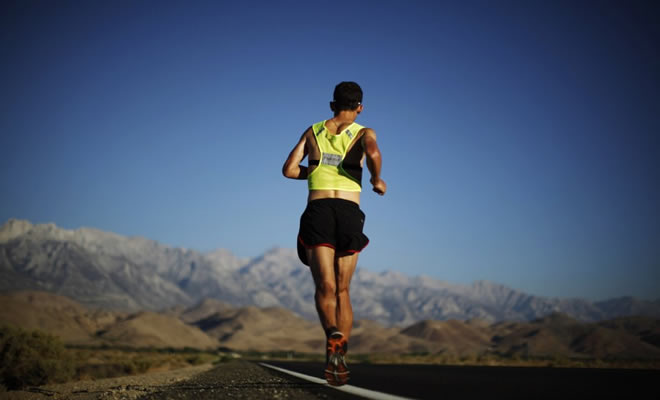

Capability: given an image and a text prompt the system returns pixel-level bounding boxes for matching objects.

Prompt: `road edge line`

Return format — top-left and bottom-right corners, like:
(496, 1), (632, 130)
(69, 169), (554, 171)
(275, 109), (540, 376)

(259, 362), (416, 400)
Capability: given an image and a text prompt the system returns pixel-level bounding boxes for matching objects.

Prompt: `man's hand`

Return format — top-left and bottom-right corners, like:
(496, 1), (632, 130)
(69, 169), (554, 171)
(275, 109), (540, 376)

(371, 177), (387, 196)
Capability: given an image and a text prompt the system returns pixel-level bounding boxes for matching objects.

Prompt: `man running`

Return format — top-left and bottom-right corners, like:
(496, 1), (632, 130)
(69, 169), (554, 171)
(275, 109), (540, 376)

(282, 81), (386, 385)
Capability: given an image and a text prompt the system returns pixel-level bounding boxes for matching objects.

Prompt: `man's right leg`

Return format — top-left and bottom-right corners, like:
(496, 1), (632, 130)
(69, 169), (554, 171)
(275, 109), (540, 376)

(335, 252), (359, 340)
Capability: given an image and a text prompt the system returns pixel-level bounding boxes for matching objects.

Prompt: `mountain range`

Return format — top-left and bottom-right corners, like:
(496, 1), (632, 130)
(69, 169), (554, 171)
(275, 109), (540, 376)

(1, 219), (659, 326)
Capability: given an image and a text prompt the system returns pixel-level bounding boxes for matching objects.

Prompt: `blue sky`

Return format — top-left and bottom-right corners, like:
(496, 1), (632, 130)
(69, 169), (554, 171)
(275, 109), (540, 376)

(2, 1), (658, 301)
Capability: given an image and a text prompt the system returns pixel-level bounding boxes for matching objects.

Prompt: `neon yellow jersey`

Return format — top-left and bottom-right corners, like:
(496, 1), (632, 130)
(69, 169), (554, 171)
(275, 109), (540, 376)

(308, 120), (364, 192)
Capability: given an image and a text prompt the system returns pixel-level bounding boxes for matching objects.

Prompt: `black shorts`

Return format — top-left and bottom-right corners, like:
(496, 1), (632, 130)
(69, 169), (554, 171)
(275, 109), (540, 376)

(297, 198), (369, 266)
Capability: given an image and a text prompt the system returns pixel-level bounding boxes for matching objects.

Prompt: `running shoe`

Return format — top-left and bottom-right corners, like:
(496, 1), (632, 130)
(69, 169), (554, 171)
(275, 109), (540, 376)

(324, 332), (349, 386)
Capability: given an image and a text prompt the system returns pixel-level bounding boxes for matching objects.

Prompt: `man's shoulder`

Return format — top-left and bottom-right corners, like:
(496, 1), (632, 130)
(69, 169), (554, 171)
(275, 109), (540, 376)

(301, 123), (319, 134)
(360, 127), (376, 139)
(351, 121), (371, 134)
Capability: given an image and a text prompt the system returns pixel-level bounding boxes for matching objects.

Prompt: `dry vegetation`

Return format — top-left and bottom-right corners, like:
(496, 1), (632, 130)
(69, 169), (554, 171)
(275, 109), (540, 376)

(0, 325), (221, 391)
(0, 325), (75, 390)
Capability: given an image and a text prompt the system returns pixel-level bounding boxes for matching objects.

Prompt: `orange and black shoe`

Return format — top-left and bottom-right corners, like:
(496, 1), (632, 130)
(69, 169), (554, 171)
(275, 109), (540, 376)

(324, 330), (349, 386)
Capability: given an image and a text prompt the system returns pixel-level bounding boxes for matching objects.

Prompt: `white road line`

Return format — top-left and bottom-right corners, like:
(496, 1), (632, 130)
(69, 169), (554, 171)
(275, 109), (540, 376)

(259, 362), (416, 400)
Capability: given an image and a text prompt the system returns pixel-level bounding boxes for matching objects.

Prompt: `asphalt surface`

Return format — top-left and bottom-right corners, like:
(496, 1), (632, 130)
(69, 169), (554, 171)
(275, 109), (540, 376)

(132, 359), (660, 400)
(137, 360), (359, 400)
(265, 360), (660, 400)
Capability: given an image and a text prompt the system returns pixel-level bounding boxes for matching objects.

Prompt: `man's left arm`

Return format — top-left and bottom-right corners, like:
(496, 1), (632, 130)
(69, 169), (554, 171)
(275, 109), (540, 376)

(362, 128), (386, 195)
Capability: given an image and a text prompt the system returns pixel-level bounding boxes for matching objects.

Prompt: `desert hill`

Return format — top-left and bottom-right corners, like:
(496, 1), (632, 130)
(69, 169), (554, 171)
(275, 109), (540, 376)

(349, 319), (443, 354)
(598, 316), (660, 348)
(191, 306), (325, 353)
(178, 298), (235, 324)
(96, 311), (219, 349)
(0, 291), (216, 349)
(0, 291), (125, 345)
(400, 319), (492, 355)
(2, 291), (659, 360)
(486, 313), (660, 360)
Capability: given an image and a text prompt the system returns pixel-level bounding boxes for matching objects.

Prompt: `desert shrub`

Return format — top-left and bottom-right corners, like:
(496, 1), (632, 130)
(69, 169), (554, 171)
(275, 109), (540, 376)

(131, 357), (152, 373)
(0, 325), (75, 390)
(75, 358), (151, 380)
(186, 353), (212, 365)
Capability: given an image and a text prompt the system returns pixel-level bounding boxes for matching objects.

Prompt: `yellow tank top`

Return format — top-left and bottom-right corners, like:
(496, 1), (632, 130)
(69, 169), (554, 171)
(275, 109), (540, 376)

(308, 120), (364, 192)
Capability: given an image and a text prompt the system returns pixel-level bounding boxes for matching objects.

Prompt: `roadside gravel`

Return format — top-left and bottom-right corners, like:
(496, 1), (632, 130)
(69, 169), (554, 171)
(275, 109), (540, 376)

(0, 363), (214, 400)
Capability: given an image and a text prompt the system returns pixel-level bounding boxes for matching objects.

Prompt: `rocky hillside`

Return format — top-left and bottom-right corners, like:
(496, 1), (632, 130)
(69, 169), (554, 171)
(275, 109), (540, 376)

(2, 219), (659, 326)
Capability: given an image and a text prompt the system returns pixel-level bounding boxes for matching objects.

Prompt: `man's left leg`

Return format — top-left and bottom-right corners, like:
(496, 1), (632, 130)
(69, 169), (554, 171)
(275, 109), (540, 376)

(322, 252), (358, 386)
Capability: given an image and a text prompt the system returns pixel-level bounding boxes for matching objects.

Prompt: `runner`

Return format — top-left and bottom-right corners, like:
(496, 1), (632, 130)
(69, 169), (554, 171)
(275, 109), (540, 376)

(282, 81), (386, 386)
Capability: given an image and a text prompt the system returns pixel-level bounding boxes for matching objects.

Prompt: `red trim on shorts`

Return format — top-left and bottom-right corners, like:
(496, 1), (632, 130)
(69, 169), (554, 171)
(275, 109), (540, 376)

(342, 239), (369, 255)
(298, 235), (336, 250)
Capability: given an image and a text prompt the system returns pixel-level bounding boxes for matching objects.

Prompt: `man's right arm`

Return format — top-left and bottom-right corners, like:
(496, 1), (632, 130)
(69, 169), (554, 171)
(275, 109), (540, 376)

(362, 129), (387, 195)
(282, 128), (310, 180)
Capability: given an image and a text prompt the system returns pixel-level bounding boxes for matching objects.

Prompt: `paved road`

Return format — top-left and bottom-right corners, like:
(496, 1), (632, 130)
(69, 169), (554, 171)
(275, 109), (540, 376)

(138, 360), (359, 400)
(265, 360), (660, 399)
(134, 359), (658, 400)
